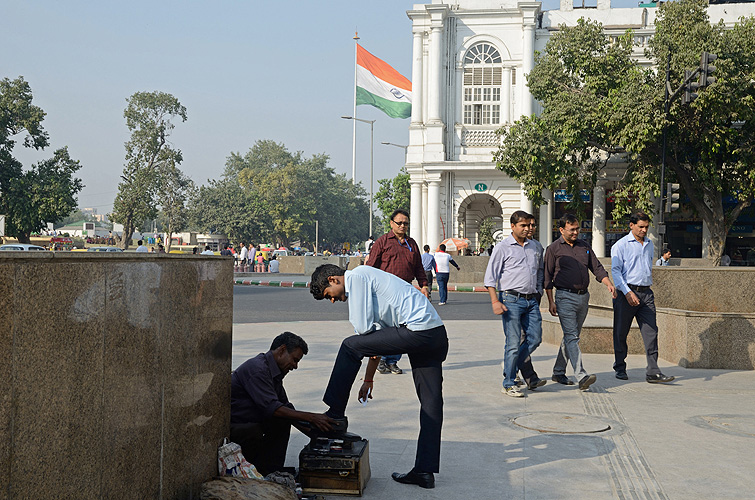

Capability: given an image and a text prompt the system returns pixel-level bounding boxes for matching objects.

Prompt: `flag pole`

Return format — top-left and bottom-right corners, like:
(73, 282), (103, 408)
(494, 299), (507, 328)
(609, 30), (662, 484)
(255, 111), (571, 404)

(351, 31), (359, 184)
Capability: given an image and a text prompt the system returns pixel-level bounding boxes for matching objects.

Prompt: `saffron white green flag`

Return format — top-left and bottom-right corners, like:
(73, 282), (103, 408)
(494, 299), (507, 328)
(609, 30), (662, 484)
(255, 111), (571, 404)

(356, 44), (412, 119)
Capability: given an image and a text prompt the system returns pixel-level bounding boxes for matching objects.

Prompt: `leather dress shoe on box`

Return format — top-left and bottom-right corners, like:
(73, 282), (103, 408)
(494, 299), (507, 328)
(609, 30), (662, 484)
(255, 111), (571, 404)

(646, 373), (675, 384)
(615, 371), (628, 380)
(391, 469), (435, 489)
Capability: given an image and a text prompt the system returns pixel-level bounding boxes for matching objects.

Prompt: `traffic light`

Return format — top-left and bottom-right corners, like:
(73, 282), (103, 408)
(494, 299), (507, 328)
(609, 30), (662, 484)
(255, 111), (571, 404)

(682, 70), (699, 105)
(665, 183), (680, 213)
(699, 52), (717, 88)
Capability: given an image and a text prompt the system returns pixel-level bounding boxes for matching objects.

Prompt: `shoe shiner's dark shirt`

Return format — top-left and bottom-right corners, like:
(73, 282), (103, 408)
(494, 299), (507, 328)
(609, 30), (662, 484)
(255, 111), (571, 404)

(231, 351), (293, 423)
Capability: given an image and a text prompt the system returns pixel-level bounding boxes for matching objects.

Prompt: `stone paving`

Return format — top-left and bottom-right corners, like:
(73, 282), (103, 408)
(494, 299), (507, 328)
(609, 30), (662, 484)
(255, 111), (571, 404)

(233, 318), (755, 500)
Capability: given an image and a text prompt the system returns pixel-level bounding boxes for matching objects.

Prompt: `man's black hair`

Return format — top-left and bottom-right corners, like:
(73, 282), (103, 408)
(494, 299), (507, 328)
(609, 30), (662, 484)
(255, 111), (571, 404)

(138, 240), (143, 245)
(629, 211), (650, 224)
(310, 264), (346, 300)
(270, 331), (308, 355)
(390, 209), (410, 221)
(558, 213), (580, 229)
(510, 210), (533, 225)
(439, 244), (446, 252)
(423, 244), (430, 252)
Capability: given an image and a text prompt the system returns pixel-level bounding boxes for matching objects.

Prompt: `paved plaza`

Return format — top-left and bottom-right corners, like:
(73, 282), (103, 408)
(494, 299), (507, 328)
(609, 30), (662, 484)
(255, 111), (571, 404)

(233, 314), (755, 500)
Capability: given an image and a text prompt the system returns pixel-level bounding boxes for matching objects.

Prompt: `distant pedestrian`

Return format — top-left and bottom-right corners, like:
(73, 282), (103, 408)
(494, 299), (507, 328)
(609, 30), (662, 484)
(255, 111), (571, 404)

(433, 244), (459, 306)
(544, 214), (616, 391)
(365, 235), (374, 255)
(220, 243), (232, 256)
(157, 244), (165, 253)
(611, 212), (674, 384)
(269, 255), (280, 273)
(484, 211), (544, 398)
(135, 240), (148, 253)
(655, 248), (671, 266)
(421, 245), (436, 302)
(239, 242), (248, 266)
(192, 247), (198, 255)
(201, 245), (214, 255)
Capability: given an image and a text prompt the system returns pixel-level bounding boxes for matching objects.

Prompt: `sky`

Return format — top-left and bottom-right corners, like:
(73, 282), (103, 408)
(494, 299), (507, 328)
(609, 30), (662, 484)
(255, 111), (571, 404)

(2, 0), (638, 216)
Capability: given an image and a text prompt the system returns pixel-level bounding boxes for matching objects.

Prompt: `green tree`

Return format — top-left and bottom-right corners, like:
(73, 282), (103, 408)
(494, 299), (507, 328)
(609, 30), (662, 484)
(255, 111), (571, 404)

(0, 77), (83, 242)
(235, 140), (371, 247)
(494, 0), (755, 264)
(374, 167), (410, 233)
(478, 217), (496, 250)
(110, 91), (186, 249)
(156, 161), (194, 252)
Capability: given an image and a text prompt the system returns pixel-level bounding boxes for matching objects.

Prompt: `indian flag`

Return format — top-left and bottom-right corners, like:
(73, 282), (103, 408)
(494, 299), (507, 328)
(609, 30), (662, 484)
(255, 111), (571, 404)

(356, 44), (412, 119)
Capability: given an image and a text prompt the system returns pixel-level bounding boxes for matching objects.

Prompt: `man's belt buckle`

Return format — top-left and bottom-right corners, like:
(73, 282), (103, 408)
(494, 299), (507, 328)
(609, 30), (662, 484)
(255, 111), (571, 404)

(557, 287), (588, 295)
(504, 290), (536, 300)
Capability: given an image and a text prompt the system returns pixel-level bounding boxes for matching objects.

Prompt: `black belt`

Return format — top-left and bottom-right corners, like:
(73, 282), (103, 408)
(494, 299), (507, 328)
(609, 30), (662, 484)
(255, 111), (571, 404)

(628, 284), (651, 292)
(555, 287), (588, 295)
(503, 290), (538, 300)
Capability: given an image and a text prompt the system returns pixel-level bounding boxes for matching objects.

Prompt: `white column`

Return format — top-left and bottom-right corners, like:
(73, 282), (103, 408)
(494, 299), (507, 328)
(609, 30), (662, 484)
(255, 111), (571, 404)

(427, 179), (441, 250)
(411, 29), (424, 125)
(502, 67), (512, 124)
(520, 185), (533, 214)
(421, 182), (429, 246)
(592, 183), (606, 257)
(519, 2), (538, 118)
(539, 189), (553, 246)
(410, 180), (423, 247)
(428, 25), (443, 123)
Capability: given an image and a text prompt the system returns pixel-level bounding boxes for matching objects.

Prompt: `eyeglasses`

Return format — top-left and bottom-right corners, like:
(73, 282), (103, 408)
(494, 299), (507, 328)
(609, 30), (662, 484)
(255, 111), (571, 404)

(392, 220), (410, 226)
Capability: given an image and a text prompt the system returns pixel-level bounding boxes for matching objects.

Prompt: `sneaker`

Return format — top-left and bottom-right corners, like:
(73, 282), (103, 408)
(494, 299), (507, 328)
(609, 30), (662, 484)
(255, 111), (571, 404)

(388, 363), (403, 374)
(502, 386), (524, 398)
(438, 302), (446, 305)
(377, 359), (390, 375)
(615, 371), (628, 380)
(514, 376), (524, 387)
(578, 374), (597, 390)
(527, 378), (547, 390)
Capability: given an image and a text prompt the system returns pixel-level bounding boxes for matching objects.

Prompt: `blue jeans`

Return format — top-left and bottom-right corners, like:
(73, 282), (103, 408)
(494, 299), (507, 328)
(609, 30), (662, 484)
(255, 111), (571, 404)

(552, 289), (590, 380)
(436, 273), (449, 303)
(499, 291), (542, 388)
(382, 354), (402, 364)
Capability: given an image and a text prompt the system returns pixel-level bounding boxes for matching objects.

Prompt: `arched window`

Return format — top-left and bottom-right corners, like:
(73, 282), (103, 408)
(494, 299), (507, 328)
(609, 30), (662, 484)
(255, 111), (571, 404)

(463, 43), (502, 126)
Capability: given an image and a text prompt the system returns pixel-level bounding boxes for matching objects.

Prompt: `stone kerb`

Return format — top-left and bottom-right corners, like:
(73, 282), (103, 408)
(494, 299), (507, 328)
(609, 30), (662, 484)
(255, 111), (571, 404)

(0, 252), (233, 498)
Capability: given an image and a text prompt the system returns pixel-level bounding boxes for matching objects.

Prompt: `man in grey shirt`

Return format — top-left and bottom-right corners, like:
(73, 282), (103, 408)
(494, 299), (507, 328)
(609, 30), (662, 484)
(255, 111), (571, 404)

(484, 210), (544, 398)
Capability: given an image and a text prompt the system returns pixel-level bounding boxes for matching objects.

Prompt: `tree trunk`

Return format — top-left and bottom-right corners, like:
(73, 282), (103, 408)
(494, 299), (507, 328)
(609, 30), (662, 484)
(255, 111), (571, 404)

(703, 216), (726, 266)
(166, 221), (173, 253)
(17, 232), (31, 244)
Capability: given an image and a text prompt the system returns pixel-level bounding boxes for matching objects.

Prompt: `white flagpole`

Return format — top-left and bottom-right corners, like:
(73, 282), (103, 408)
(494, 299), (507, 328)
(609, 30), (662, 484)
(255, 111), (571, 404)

(352, 32), (359, 184)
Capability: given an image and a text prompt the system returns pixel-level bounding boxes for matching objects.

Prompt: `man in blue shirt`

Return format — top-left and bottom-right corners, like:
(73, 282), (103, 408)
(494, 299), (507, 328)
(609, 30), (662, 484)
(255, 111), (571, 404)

(310, 264), (448, 489)
(421, 245), (436, 302)
(611, 212), (674, 383)
(484, 211), (545, 397)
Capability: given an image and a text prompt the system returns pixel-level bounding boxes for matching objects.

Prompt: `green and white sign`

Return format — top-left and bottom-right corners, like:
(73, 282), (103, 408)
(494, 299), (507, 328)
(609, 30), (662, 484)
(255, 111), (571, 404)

(474, 183), (488, 192)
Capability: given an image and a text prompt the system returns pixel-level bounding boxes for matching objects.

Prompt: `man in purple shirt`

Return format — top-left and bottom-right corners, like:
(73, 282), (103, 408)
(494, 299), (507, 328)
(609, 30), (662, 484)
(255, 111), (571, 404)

(230, 332), (334, 475)
(484, 211), (545, 398)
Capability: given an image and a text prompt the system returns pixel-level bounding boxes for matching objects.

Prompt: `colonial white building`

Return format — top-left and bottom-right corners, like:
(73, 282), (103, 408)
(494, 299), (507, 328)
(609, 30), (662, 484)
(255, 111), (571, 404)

(405, 0), (755, 257)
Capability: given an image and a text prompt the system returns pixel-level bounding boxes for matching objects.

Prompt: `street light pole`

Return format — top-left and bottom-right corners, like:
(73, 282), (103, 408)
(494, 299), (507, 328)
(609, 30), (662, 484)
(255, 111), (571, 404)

(342, 116), (375, 237)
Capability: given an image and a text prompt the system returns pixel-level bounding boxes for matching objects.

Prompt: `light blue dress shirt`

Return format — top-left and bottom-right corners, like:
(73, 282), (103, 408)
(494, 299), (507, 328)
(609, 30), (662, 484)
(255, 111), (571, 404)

(610, 232), (654, 295)
(345, 265), (444, 334)
(483, 235), (544, 295)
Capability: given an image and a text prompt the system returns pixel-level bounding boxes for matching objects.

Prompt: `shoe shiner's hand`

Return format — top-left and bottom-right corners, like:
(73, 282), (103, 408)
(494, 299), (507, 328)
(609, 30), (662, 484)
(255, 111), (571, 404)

(310, 413), (335, 432)
(358, 382), (373, 404)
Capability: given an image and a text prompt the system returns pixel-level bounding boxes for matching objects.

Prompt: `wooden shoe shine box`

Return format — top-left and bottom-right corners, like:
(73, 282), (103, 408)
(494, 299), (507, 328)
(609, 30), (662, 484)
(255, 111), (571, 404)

(299, 438), (370, 496)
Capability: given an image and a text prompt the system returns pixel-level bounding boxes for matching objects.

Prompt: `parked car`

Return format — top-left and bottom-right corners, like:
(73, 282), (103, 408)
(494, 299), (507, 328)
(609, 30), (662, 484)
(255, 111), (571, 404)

(272, 249), (289, 258)
(0, 244), (47, 251)
(87, 247), (124, 252)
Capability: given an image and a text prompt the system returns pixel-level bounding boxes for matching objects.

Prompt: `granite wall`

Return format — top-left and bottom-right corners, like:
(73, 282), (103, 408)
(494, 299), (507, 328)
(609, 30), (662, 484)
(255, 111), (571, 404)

(0, 252), (233, 500)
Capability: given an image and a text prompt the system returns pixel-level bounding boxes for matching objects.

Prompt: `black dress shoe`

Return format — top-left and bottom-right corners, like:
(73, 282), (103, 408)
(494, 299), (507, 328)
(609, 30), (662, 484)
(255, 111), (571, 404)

(391, 469), (435, 489)
(551, 374), (574, 385)
(646, 373), (675, 384)
(578, 374), (597, 390)
(615, 371), (628, 380)
(527, 377), (547, 390)
(387, 363), (403, 374)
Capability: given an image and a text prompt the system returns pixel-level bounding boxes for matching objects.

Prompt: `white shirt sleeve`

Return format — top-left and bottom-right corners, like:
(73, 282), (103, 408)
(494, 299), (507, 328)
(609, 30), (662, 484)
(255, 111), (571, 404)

(347, 272), (378, 334)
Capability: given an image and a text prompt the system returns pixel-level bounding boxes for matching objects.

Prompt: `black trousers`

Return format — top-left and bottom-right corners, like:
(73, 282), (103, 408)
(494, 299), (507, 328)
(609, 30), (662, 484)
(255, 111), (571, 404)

(230, 418), (291, 476)
(323, 324), (448, 473)
(425, 270), (434, 292)
(612, 289), (660, 376)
